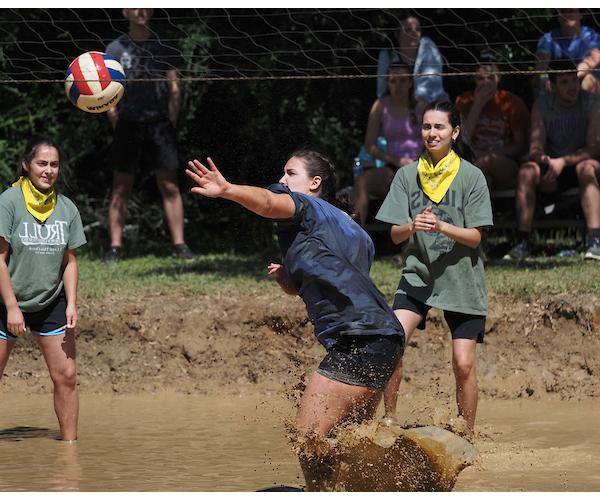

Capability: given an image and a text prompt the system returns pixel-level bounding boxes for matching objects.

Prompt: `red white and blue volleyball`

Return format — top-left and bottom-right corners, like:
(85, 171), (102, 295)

(65, 51), (125, 113)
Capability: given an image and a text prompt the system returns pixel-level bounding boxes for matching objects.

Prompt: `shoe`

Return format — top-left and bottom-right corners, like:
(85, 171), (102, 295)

(584, 236), (600, 261)
(102, 246), (122, 263)
(502, 240), (530, 261)
(172, 243), (197, 261)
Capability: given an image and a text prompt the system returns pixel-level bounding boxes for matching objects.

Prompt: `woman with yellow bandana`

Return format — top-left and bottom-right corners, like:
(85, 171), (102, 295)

(0, 136), (86, 442)
(376, 101), (493, 431)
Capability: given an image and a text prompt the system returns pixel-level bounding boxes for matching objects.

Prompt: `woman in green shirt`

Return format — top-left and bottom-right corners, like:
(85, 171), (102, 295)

(0, 136), (86, 442)
(376, 101), (493, 430)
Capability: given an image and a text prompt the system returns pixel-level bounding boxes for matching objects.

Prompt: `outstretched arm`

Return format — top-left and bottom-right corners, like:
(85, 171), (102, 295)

(186, 158), (297, 220)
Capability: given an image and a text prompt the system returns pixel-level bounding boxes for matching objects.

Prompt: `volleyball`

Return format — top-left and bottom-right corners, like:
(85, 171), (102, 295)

(65, 51), (125, 113)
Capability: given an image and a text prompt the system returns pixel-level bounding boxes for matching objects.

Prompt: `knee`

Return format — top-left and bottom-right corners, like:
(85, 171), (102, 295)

(158, 179), (181, 199)
(51, 364), (77, 390)
(452, 356), (475, 381)
(517, 163), (537, 186)
(576, 161), (600, 183)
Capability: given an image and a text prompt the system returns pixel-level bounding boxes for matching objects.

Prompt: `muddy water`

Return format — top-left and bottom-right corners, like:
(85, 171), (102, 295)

(0, 393), (598, 491)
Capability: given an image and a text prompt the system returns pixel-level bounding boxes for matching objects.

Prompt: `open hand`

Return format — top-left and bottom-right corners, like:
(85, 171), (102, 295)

(186, 158), (230, 198)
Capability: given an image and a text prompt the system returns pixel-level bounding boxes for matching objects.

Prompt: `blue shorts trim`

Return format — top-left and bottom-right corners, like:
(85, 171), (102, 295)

(0, 330), (18, 341)
(35, 325), (67, 337)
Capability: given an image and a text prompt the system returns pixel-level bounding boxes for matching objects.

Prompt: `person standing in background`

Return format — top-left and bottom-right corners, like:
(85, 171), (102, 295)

(104, 7), (195, 263)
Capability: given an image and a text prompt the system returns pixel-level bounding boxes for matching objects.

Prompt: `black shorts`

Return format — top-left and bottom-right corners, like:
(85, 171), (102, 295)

(540, 163), (579, 193)
(316, 334), (404, 391)
(109, 119), (179, 174)
(393, 293), (485, 343)
(0, 291), (67, 341)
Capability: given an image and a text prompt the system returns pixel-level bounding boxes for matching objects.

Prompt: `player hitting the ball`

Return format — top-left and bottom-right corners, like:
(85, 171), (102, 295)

(186, 150), (405, 491)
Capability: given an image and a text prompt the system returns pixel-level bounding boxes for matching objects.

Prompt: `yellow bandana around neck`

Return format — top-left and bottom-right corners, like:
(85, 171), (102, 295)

(12, 176), (57, 223)
(417, 149), (461, 203)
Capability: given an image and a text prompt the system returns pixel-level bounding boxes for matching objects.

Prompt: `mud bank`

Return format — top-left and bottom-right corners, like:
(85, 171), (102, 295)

(2, 291), (599, 402)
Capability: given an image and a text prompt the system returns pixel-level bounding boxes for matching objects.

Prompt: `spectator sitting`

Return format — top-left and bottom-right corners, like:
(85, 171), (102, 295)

(377, 15), (448, 118)
(455, 57), (530, 190)
(504, 59), (600, 261)
(354, 64), (421, 227)
(536, 8), (600, 95)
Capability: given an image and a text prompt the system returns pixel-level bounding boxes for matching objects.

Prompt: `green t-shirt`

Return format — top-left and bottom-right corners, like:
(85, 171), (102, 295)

(376, 159), (493, 315)
(0, 185), (87, 312)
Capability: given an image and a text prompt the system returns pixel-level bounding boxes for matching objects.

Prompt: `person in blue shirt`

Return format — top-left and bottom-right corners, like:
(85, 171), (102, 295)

(186, 150), (405, 491)
(536, 8), (600, 95)
(377, 15), (448, 117)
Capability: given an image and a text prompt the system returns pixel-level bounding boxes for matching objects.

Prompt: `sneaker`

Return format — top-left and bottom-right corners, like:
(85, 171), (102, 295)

(172, 243), (197, 261)
(102, 246), (122, 263)
(584, 236), (600, 261)
(502, 240), (530, 261)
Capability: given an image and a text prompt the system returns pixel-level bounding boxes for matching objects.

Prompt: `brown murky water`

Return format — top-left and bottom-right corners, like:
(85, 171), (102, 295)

(0, 393), (598, 491)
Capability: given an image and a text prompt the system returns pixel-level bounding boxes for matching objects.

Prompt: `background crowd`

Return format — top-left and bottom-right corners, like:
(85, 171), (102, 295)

(0, 8), (599, 260)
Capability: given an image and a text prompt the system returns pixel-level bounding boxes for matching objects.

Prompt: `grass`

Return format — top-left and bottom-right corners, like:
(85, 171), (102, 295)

(77, 252), (600, 303)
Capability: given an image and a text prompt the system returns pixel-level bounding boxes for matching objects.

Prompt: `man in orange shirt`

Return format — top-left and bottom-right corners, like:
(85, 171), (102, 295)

(455, 59), (530, 190)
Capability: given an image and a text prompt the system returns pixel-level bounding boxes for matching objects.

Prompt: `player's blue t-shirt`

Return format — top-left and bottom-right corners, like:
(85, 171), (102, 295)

(268, 184), (404, 350)
(537, 26), (600, 82)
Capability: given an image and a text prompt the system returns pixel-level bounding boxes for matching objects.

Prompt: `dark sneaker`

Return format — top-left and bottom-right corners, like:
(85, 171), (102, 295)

(502, 240), (530, 261)
(584, 236), (600, 261)
(172, 243), (197, 261)
(102, 246), (122, 263)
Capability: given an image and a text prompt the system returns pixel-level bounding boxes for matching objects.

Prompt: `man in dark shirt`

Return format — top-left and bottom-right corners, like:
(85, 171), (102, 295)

(103, 8), (195, 262)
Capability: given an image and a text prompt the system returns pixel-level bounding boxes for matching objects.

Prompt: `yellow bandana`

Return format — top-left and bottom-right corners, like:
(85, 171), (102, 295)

(417, 149), (461, 203)
(12, 176), (57, 223)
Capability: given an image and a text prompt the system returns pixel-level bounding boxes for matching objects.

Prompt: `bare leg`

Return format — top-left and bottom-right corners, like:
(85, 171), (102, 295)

(383, 309), (423, 421)
(576, 159), (600, 229)
(354, 168), (395, 227)
(36, 331), (78, 441)
(0, 338), (16, 379)
(156, 169), (185, 246)
(452, 338), (478, 430)
(295, 371), (379, 491)
(515, 161), (541, 232)
(108, 171), (135, 247)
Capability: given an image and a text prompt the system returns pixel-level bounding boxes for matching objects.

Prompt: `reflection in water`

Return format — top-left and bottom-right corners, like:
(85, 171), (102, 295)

(0, 393), (598, 491)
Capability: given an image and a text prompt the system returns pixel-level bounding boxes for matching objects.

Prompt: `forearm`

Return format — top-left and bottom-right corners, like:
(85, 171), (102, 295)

(62, 258), (78, 306)
(463, 104), (484, 141)
(222, 184), (294, 219)
(0, 261), (18, 308)
(366, 142), (396, 165)
(275, 276), (298, 296)
(558, 149), (597, 166)
(438, 222), (482, 248)
(390, 223), (415, 245)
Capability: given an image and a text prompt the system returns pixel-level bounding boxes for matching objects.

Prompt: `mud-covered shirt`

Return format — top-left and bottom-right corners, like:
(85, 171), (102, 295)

(268, 184), (404, 350)
(0, 186), (86, 312)
(376, 160), (493, 316)
(106, 34), (183, 122)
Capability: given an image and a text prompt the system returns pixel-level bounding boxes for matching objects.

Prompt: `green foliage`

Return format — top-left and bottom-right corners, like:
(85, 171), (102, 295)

(0, 8), (564, 254)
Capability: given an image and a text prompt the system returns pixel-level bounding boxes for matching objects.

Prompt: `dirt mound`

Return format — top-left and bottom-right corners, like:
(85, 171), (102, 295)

(2, 291), (599, 403)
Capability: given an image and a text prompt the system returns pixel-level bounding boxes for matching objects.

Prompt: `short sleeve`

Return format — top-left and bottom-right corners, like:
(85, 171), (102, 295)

(266, 183), (307, 227)
(0, 195), (14, 243)
(464, 169), (493, 228)
(375, 169), (412, 226)
(536, 31), (553, 55)
(454, 92), (473, 115)
(68, 209), (87, 250)
(159, 43), (184, 72)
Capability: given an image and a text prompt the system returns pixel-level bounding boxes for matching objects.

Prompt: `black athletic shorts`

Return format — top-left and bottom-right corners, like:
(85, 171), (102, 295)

(393, 292), (486, 343)
(109, 118), (179, 174)
(317, 334), (404, 391)
(0, 290), (68, 341)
